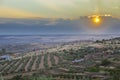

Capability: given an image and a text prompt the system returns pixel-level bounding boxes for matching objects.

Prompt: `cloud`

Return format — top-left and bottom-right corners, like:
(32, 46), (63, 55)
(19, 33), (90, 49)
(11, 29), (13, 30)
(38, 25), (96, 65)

(45, 21), (59, 26)
(0, 0), (120, 18)
(35, 0), (78, 13)
(0, 6), (43, 18)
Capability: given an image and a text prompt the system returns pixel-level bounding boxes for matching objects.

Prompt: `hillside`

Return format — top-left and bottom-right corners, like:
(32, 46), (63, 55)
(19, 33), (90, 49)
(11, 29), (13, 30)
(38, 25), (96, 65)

(0, 37), (120, 80)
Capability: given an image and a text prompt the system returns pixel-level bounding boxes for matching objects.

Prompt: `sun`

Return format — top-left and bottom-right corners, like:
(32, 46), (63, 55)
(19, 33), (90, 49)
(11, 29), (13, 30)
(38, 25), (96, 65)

(93, 16), (101, 24)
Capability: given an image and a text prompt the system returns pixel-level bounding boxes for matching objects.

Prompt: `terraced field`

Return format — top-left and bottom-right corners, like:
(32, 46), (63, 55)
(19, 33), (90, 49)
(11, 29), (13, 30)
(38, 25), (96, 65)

(0, 53), (60, 75)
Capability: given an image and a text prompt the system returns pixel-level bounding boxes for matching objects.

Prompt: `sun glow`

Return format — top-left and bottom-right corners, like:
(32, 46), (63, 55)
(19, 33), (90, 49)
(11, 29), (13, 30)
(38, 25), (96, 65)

(93, 16), (101, 24)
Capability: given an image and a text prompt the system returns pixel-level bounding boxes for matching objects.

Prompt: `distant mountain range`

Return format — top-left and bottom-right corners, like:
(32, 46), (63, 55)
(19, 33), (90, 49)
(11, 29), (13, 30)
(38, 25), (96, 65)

(0, 34), (120, 53)
(0, 34), (120, 44)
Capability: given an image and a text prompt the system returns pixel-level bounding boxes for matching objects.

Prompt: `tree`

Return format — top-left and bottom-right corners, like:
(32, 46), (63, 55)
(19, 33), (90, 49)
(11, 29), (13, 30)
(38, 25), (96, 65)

(101, 59), (111, 66)
(87, 67), (99, 72)
(0, 72), (4, 80)
(1, 49), (6, 54)
(10, 75), (22, 80)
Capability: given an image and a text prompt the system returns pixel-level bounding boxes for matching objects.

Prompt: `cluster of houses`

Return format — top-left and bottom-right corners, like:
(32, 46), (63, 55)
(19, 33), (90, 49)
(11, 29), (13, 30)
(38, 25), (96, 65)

(0, 54), (16, 61)
(0, 55), (12, 61)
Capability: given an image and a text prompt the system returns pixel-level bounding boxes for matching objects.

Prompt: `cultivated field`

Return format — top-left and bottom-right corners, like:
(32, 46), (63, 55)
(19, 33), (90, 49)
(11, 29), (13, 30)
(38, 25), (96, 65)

(0, 53), (61, 75)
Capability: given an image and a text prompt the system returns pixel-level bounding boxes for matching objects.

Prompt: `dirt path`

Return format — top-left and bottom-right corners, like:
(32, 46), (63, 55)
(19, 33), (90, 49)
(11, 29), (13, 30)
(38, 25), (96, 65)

(31, 56), (38, 70)
(0, 62), (7, 67)
(14, 60), (20, 66)
(8, 60), (18, 72)
(3, 63), (8, 66)
(0, 62), (7, 69)
(25, 57), (32, 71)
(0, 62), (8, 72)
(47, 55), (52, 67)
(54, 56), (59, 64)
(2, 61), (15, 72)
(15, 63), (23, 72)
(39, 56), (44, 69)
(13, 60), (22, 72)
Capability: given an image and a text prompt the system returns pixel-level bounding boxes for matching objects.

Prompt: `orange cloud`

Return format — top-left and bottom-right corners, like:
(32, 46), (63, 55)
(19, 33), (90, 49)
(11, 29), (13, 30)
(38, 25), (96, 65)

(0, 7), (44, 18)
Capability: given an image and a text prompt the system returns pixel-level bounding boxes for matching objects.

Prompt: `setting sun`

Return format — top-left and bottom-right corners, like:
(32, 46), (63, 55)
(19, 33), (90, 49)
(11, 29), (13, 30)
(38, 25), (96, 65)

(93, 16), (101, 23)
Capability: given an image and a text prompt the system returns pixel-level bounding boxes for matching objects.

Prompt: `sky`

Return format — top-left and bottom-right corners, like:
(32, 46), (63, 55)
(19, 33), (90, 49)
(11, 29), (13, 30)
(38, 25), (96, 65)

(0, 0), (120, 18)
(0, 0), (120, 35)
